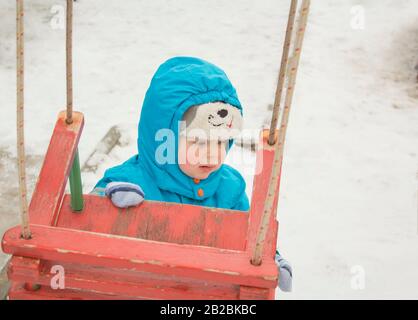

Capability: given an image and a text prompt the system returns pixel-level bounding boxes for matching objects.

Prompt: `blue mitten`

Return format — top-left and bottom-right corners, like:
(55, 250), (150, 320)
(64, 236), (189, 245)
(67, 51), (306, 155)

(105, 181), (145, 208)
(275, 250), (293, 292)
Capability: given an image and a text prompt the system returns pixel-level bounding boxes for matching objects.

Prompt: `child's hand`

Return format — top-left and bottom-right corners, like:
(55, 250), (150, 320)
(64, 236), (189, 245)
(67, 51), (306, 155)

(275, 251), (293, 292)
(105, 181), (145, 208)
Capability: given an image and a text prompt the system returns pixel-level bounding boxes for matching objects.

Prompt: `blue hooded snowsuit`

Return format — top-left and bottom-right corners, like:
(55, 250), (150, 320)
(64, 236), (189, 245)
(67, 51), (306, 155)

(94, 56), (250, 211)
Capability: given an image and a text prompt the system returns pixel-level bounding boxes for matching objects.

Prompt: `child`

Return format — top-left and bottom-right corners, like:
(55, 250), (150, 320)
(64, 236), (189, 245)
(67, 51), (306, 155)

(91, 56), (292, 292)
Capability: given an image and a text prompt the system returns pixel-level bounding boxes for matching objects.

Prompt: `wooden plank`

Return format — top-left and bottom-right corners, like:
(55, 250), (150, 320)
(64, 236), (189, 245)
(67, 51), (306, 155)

(29, 111), (84, 226)
(246, 129), (281, 258)
(2, 224), (278, 288)
(57, 195), (248, 250)
(8, 258), (239, 300)
(8, 282), (136, 300)
(239, 285), (274, 300)
(8, 256), (41, 279)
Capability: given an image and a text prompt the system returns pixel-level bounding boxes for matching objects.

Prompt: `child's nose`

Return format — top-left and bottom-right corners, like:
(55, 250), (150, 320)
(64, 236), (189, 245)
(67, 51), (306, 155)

(205, 143), (222, 164)
(206, 153), (218, 165)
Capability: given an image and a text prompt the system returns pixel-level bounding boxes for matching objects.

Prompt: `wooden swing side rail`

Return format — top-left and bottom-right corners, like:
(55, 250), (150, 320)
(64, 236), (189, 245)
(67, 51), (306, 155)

(28, 111), (84, 226)
(2, 224), (278, 289)
(245, 130), (281, 260)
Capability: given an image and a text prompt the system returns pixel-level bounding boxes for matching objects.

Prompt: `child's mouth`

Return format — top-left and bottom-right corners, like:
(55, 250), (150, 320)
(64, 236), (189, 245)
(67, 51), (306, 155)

(199, 165), (217, 171)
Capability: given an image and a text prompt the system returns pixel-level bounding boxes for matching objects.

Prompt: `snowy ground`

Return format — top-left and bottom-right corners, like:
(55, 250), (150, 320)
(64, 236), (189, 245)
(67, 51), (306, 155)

(1, 0), (417, 299)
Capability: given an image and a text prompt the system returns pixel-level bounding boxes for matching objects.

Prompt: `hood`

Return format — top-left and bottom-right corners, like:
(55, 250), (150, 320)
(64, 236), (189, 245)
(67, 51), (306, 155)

(137, 56), (243, 200)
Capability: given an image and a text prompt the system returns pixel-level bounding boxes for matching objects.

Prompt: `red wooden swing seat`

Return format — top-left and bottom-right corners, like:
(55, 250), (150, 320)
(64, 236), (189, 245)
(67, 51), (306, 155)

(1, 111), (282, 300)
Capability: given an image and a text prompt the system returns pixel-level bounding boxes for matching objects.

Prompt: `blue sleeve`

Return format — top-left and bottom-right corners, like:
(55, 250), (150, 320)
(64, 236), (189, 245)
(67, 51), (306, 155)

(232, 191), (250, 212)
(89, 187), (106, 197)
(94, 176), (113, 189)
(93, 160), (139, 190)
(90, 173), (113, 196)
(93, 167), (118, 189)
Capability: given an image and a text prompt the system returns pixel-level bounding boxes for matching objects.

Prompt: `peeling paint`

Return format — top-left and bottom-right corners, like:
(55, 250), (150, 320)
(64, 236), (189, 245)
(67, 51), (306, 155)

(129, 259), (164, 266)
(130, 259), (146, 264)
(203, 268), (240, 276)
(22, 244), (36, 249)
(56, 248), (79, 254)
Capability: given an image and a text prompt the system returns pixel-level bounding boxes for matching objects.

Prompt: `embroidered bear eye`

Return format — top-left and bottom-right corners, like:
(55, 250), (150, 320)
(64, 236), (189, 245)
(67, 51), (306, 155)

(217, 109), (228, 118)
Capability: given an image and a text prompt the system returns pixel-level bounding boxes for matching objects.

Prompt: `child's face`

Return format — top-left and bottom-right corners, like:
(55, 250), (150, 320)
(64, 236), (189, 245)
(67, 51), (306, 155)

(178, 136), (227, 180)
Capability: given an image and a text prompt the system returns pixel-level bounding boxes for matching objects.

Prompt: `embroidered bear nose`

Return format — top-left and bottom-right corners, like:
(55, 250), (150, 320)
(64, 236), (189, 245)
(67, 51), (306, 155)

(217, 109), (228, 118)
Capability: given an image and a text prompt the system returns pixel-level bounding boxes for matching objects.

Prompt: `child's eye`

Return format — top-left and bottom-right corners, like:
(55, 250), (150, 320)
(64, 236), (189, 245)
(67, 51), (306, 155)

(194, 139), (206, 146)
(189, 137), (201, 145)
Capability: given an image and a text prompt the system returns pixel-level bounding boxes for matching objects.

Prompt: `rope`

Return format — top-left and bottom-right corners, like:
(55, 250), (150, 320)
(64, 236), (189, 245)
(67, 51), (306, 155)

(268, 0), (298, 146)
(251, 0), (311, 266)
(66, 0), (73, 124)
(16, 0), (31, 240)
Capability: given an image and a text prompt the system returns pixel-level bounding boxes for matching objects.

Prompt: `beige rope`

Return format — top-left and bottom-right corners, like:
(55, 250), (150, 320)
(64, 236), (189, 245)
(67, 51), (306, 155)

(268, 0), (298, 146)
(251, 0), (311, 266)
(66, 0), (73, 124)
(16, 0), (31, 240)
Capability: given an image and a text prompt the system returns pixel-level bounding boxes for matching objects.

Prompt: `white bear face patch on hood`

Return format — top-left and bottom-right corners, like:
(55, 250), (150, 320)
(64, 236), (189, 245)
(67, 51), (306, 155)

(180, 102), (243, 141)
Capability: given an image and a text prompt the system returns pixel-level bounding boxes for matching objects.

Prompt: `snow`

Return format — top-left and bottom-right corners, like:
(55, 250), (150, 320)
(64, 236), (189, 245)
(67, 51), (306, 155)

(1, 0), (417, 299)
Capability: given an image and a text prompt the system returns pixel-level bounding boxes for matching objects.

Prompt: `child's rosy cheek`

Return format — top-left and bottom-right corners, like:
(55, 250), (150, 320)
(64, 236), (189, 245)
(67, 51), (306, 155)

(187, 146), (201, 165)
(184, 163), (193, 171)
